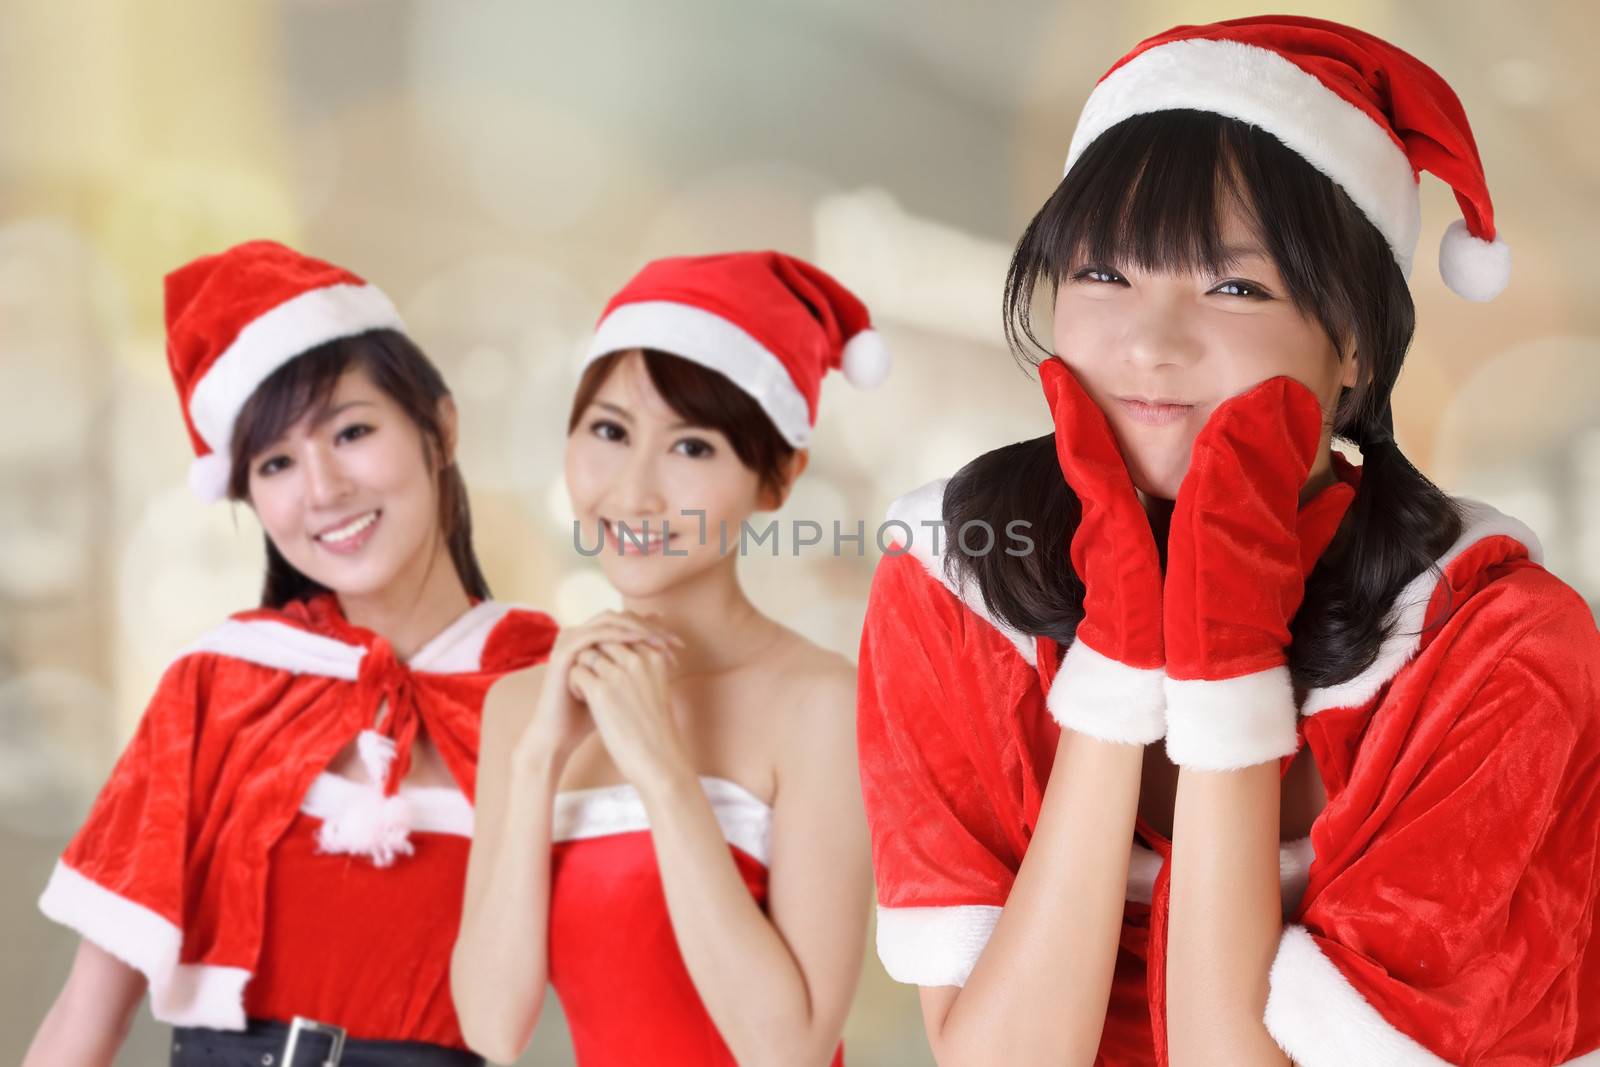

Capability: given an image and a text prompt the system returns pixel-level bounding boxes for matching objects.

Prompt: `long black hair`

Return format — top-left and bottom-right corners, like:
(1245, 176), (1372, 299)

(226, 329), (492, 610)
(947, 110), (1461, 690)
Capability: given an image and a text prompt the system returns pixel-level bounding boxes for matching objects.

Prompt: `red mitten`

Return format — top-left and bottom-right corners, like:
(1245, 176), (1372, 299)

(1038, 358), (1166, 744)
(1162, 377), (1355, 769)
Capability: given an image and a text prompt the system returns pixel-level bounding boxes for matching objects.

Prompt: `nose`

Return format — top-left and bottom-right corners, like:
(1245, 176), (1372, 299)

(612, 446), (667, 519)
(302, 441), (353, 508)
(1122, 295), (1204, 372)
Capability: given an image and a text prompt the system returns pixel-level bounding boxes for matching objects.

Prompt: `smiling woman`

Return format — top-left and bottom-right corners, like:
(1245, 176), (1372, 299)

(452, 251), (881, 1066)
(24, 241), (558, 1067)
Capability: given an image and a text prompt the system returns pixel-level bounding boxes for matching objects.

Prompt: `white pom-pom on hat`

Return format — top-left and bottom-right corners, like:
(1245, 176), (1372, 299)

(1439, 219), (1511, 302)
(841, 329), (890, 389)
(188, 453), (232, 503)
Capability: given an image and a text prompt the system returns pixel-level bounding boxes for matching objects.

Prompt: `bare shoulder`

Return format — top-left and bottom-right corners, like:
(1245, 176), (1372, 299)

(482, 663), (548, 742)
(763, 625), (858, 714)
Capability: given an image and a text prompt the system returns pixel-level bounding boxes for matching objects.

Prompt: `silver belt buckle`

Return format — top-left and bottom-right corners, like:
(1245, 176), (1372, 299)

(282, 1015), (347, 1067)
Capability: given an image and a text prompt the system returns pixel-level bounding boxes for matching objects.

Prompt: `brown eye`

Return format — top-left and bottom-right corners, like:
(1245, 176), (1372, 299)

(590, 419), (627, 443)
(673, 437), (715, 459)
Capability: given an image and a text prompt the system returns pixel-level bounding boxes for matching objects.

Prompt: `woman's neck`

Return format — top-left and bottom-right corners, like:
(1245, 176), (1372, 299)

(620, 556), (774, 677)
(337, 538), (473, 661)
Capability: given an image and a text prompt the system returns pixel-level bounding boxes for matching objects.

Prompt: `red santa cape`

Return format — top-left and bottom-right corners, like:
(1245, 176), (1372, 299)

(37, 595), (557, 1030)
(858, 470), (1600, 1065)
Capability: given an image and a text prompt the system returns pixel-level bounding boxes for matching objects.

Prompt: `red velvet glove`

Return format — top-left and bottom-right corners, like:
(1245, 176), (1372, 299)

(1162, 377), (1355, 769)
(1038, 357), (1166, 744)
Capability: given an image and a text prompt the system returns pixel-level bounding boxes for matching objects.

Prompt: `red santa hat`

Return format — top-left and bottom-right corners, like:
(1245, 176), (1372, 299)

(581, 251), (889, 448)
(1064, 14), (1510, 301)
(165, 240), (406, 502)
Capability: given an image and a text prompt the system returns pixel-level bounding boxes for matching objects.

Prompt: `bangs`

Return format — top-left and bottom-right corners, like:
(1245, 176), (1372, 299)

(230, 342), (354, 477)
(1005, 109), (1377, 361)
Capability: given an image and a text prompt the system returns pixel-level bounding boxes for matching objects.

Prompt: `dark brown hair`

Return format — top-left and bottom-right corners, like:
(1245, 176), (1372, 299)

(567, 348), (798, 499)
(226, 328), (491, 609)
(948, 109), (1462, 690)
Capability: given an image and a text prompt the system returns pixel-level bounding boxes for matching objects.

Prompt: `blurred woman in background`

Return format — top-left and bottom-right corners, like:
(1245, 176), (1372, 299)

(454, 252), (880, 1065)
(25, 240), (557, 1067)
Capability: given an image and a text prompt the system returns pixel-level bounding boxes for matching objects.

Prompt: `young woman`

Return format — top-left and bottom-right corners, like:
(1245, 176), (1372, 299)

(453, 252), (880, 1065)
(858, 16), (1599, 1067)
(25, 240), (557, 1067)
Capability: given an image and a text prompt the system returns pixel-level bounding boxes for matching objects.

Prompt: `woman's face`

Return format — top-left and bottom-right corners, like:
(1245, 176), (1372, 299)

(1051, 197), (1357, 499)
(246, 365), (448, 600)
(564, 350), (776, 600)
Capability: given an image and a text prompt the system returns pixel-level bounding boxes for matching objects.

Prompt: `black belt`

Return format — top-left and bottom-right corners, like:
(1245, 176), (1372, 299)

(170, 1017), (485, 1067)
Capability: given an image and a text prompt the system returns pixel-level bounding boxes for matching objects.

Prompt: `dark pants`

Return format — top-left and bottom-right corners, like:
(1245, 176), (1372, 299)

(170, 1018), (486, 1067)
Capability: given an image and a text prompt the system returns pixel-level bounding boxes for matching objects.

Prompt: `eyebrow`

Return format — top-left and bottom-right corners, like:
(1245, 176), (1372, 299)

(309, 400), (377, 429)
(593, 400), (697, 431)
(1220, 244), (1273, 265)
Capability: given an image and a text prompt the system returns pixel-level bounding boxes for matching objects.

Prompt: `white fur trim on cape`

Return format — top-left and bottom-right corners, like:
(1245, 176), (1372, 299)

(1047, 638), (1166, 744)
(1065, 38), (1421, 279)
(1301, 499), (1543, 716)
(874, 903), (1002, 987)
(1265, 924), (1450, 1066)
(1438, 218), (1511, 302)
(179, 619), (364, 679)
(584, 300), (812, 447)
(885, 478), (1037, 668)
(187, 282), (404, 457)
(1164, 666), (1299, 770)
(301, 771), (473, 837)
(175, 599), (525, 679)
(38, 861), (251, 1029)
(552, 776), (772, 866)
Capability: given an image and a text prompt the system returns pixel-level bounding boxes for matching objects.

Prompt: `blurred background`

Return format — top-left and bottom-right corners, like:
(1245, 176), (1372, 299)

(3, 0), (1597, 1062)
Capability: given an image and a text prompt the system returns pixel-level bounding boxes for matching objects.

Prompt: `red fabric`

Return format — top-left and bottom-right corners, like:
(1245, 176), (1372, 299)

(1039, 357), (1164, 672)
(1290, 548), (1600, 1063)
(1163, 377), (1350, 684)
(1100, 15), (1498, 240)
(547, 832), (845, 1066)
(164, 240), (370, 458)
(593, 252), (875, 425)
(857, 512), (1600, 1063)
(50, 595), (557, 1028)
(246, 811), (473, 1046)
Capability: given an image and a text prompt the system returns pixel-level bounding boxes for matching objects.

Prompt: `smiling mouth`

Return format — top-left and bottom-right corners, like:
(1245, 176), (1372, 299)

(1116, 397), (1197, 426)
(601, 517), (680, 554)
(316, 510), (381, 545)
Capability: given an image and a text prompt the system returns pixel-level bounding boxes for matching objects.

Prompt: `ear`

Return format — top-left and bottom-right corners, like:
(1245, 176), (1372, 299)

(1338, 340), (1361, 390)
(436, 394), (460, 467)
(757, 449), (810, 511)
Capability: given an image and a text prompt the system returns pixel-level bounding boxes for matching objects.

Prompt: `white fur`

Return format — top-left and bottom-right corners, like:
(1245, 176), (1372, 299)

(1065, 38), (1421, 279)
(552, 776), (773, 866)
(1163, 666), (1299, 770)
(584, 299), (812, 446)
(875, 903), (1003, 987)
(1301, 499), (1542, 715)
(187, 282), (403, 457)
(187, 451), (231, 503)
(1265, 924), (1452, 1065)
(840, 328), (890, 388)
(38, 861), (251, 1029)
(885, 478), (1038, 667)
(301, 771), (472, 837)
(175, 599), (524, 679)
(1046, 638), (1166, 744)
(1438, 218), (1511, 302)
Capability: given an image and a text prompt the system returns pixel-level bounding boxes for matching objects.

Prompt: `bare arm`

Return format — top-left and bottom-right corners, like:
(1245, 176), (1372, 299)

(919, 727), (1143, 1067)
(451, 666), (564, 1064)
(640, 662), (871, 1067)
(1166, 763), (1290, 1067)
(22, 939), (147, 1067)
